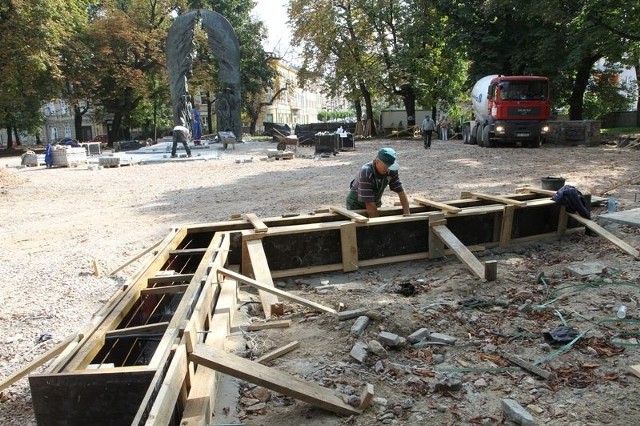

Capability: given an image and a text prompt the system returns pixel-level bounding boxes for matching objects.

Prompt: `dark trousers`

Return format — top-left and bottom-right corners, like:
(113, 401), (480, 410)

(171, 139), (192, 156)
(423, 130), (433, 147)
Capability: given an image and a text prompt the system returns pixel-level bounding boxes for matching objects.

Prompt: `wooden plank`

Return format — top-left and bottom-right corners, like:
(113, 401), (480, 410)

(244, 239), (280, 318)
(105, 322), (169, 339)
(330, 206), (369, 223)
(0, 334), (79, 392)
(516, 186), (556, 196)
(461, 191), (527, 207)
(190, 344), (361, 416)
(217, 267), (336, 314)
(500, 205), (515, 247)
(181, 312), (228, 426)
(169, 248), (208, 255)
(141, 284), (189, 296)
(246, 213), (268, 233)
(431, 224), (486, 280)
(359, 383), (375, 410)
(255, 341), (300, 364)
(145, 345), (188, 425)
(247, 320), (292, 331)
(557, 205), (568, 235)
(147, 273), (194, 285)
(414, 196), (462, 214)
(567, 213), (640, 257)
(108, 238), (163, 276)
(428, 214), (445, 259)
(214, 275), (238, 315)
(500, 351), (553, 380)
(340, 222), (359, 272)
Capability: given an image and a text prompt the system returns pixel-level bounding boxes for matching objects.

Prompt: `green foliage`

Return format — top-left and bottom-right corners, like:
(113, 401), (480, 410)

(583, 66), (637, 119)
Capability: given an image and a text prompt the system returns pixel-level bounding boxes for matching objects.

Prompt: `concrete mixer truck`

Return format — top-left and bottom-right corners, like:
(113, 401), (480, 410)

(462, 75), (551, 148)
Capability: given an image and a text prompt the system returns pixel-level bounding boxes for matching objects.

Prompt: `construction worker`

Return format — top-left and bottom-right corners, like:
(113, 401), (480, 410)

(346, 147), (410, 217)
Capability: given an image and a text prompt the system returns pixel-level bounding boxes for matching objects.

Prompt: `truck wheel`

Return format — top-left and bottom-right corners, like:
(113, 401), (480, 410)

(476, 125), (484, 147)
(482, 126), (494, 148)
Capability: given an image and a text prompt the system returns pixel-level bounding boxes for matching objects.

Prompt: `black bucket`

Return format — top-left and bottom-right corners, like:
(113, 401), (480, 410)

(541, 176), (566, 191)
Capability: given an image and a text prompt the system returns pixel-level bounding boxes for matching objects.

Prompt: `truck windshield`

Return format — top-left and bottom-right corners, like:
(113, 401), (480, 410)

(499, 81), (548, 101)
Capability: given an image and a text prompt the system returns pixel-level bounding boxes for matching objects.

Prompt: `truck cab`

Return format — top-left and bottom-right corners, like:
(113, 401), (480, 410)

(464, 75), (551, 148)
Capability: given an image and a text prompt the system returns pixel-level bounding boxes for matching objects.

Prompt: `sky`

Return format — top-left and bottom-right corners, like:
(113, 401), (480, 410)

(252, 0), (293, 56)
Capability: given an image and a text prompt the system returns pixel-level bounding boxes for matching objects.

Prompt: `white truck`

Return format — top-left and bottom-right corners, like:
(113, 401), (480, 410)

(463, 75), (551, 148)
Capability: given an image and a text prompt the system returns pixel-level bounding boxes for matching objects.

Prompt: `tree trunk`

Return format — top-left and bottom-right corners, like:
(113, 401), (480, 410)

(569, 55), (601, 120)
(13, 127), (21, 146)
(354, 99), (362, 124)
(74, 108), (83, 141)
(400, 84), (417, 127)
(5, 127), (13, 148)
(360, 81), (376, 136)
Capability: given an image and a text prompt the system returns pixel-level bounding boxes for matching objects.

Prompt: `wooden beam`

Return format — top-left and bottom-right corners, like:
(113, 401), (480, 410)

(244, 239), (280, 318)
(169, 248), (208, 255)
(500, 351), (553, 380)
(428, 214), (445, 259)
(414, 196), (462, 214)
(359, 383), (375, 410)
(217, 267), (336, 314)
(329, 206), (369, 223)
(516, 186), (555, 197)
(147, 274), (194, 285)
(340, 222), (359, 272)
(0, 334), (79, 392)
(461, 191), (526, 207)
(145, 344), (188, 425)
(500, 205), (515, 247)
(567, 213), (640, 257)
(431, 224), (496, 281)
(557, 205), (568, 235)
(247, 320), (291, 331)
(255, 341), (300, 364)
(141, 284), (189, 296)
(190, 344), (361, 416)
(246, 213), (268, 233)
(105, 322), (169, 339)
(108, 239), (163, 276)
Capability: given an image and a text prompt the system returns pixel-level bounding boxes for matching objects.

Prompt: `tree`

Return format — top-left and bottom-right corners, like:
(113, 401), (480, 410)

(0, 0), (88, 147)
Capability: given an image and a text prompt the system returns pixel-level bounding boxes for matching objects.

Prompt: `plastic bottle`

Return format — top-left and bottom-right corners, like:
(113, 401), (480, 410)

(617, 305), (627, 319)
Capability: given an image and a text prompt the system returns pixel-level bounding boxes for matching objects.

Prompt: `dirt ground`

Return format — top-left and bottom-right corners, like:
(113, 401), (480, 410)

(1, 136), (640, 425)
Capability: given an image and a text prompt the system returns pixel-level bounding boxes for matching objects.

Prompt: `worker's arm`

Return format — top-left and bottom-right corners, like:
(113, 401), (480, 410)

(365, 201), (379, 218)
(398, 191), (410, 215)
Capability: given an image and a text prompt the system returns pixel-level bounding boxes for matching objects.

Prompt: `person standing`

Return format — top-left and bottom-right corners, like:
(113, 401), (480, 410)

(421, 115), (436, 148)
(346, 147), (411, 218)
(191, 105), (202, 142)
(439, 117), (449, 141)
(44, 142), (54, 168)
(171, 123), (192, 158)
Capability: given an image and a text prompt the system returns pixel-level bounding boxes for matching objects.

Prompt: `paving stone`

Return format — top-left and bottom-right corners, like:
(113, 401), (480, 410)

(407, 327), (430, 343)
(351, 315), (370, 337)
(564, 261), (607, 277)
(378, 331), (401, 346)
(502, 398), (535, 426)
(368, 340), (388, 358)
(428, 332), (457, 345)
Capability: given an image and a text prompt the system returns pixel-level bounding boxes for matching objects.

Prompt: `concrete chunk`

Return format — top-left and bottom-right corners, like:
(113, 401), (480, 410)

(407, 327), (430, 343)
(351, 316), (370, 337)
(428, 332), (457, 345)
(502, 398), (535, 426)
(338, 307), (376, 321)
(378, 331), (401, 347)
(349, 341), (368, 364)
(564, 261), (606, 277)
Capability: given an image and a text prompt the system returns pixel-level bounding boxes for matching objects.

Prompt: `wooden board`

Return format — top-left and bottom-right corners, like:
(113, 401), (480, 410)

(461, 191), (527, 207)
(246, 213), (268, 233)
(414, 196), (462, 214)
(255, 341), (300, 364)
(329, 206), (369, 223)
(431, 224), (495, 280)
(190, 344), (361, 416)
(568, 213), (639, 257)
(217, 267), (336, 314)
(340, 222), (359, 271)
(244, 239), (280, 318)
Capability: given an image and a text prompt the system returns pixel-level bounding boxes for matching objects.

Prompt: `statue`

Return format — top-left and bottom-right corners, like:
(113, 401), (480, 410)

(166, 10), (242, 143)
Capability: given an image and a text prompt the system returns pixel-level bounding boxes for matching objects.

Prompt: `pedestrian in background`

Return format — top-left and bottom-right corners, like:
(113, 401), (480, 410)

(421, 115), (436, 148)
(439, 117), (449, 141)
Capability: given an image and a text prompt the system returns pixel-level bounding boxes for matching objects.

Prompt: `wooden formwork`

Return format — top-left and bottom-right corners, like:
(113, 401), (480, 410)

(27, 187), (637, 425)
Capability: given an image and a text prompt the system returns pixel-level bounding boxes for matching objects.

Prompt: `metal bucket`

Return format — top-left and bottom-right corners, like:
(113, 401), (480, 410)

(541, 176), (565, 191)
